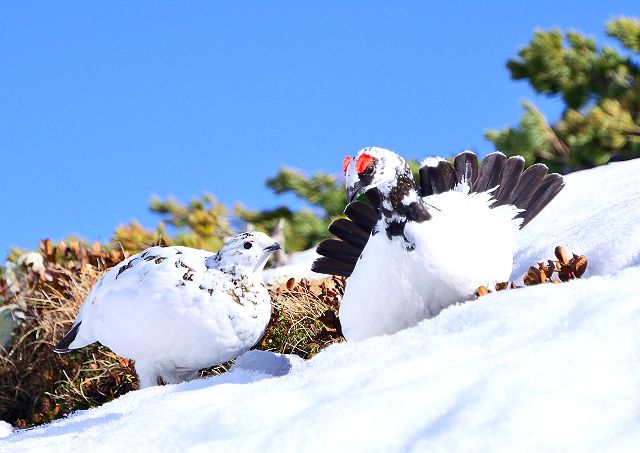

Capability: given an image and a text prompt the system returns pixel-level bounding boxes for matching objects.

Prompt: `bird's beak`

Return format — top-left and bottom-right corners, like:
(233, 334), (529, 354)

(346, 183), (365, 203)
(263, 243), (282, 252)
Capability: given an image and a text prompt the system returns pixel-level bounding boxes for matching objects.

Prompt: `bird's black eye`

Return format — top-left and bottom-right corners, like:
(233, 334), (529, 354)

(243, 242), (253, 249)
(364, 164), (374, 175)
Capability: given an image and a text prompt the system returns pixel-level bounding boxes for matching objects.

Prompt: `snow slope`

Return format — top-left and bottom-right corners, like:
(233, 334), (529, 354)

(513, 158), (640, 279)
(3, 159), (640, 452)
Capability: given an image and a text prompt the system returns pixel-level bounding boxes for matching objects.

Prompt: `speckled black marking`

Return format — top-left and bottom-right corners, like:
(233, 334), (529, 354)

(404, 201), (431, 223)
(116, 260), (135, 279)
(198, 284), (215, 296)
(176, 281), (186, 287)
(227, 290), (245, 306)
(385, 219), (406, 239)
(384, 220), (415, 250)
(183, 271), (194, 281)
(175, 259), (190, 269)
(358, 172), (374, 190)
(140, 251), (149, 259)
(219, 263), (239, 275)
(377, 167), (426, 221)
(175, 249), (183, 254)
(364, 162), (431, 243)
(144, 255), (159, 261)
(403, 238), (416, 251)
(154, 257), (166, 264)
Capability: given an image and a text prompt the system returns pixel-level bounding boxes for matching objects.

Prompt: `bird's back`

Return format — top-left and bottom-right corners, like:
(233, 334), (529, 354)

(67, 245), (270, 368)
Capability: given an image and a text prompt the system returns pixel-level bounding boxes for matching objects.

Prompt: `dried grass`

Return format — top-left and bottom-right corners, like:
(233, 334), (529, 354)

(0, 264), (140, 428)
(258, 276), (344, 358)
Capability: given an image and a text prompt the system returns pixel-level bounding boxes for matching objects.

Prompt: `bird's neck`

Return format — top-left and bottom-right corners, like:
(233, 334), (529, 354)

(207, 255), (255, 279)
(368, 169), (431, 246)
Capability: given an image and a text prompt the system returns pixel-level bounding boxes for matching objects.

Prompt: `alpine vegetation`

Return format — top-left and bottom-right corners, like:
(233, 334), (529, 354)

(313, 147), (564, 341)
(54, 232), (281, 388)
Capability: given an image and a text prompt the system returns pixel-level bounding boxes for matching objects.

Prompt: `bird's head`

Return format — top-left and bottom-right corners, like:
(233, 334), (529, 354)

(343, 147), (410, 203)
(205, 231), (281, 274)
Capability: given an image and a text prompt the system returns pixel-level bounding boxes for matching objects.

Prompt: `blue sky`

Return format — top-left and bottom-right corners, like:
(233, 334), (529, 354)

(1, 1), (636, 258)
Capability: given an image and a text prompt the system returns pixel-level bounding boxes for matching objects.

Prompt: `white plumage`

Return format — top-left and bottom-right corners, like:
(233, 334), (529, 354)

(55, 231), (280, 388)
(336, 147), (559, 341)
(340, 185), (521, 341)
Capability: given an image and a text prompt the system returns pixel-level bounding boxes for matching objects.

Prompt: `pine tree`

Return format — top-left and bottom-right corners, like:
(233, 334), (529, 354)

(486, 17), (640, 172)
(235, 167), (344, 252)
(112, 194), (234, 253)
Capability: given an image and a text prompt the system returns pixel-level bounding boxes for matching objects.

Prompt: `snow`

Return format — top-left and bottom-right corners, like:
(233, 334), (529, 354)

(263, 247), (324, 284)
(0, 422), (12, 439)
(513, 158), (640, 279)
(3, 159), (640, 452)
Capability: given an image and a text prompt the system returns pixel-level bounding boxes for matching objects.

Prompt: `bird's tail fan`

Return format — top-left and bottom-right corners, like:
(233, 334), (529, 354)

(419, 151), (564, 228)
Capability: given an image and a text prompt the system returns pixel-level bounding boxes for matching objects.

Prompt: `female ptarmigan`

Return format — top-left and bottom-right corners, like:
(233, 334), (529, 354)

(312, 147), (564, 341)
(55, 231), (280, 388)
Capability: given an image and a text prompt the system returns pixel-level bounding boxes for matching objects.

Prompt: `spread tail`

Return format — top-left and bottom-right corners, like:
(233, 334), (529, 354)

(313, 151), (564, 276)
(422, 151), (565, 228)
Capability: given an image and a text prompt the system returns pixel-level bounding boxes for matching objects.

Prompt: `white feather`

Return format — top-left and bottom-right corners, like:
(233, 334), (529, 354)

(419, 156), (446, 168)
(62, 232), (278, 388)
(340, 188), (521, 341)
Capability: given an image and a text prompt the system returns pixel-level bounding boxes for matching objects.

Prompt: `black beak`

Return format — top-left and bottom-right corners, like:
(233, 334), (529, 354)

(264, 243), (281, 252)
(346, 183), (365, 203)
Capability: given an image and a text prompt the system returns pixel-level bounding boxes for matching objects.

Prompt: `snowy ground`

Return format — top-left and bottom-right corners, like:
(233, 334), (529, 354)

(2, 159), (640, 452)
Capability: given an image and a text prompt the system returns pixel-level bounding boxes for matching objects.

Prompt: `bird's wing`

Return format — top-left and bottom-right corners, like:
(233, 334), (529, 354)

(56, 246), (218, 350)
(311, 200), (377, 277)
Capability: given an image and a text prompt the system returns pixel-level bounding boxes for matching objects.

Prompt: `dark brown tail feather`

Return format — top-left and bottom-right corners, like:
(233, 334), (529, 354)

(420, 151), (564, 228)
(453, 151), (479, 187)
(419, 160), (458, 196)
(515, 173), (565, 228)
(473, 152), (507, 193)
(492, 156), (525, 206)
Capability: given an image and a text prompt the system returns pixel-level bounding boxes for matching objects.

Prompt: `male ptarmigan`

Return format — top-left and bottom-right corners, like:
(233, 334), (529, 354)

(312, 147), (564, 341)
(54, 231), (281, 388)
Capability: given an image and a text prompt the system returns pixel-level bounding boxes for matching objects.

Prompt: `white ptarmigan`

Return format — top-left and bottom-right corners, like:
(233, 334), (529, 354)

(312, 147), (564, 341)
(54, 231), (281, 388)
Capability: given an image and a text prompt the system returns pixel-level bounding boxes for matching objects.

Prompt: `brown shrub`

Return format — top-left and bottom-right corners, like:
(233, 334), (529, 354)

(0, 262), (140, 428)
(259, 276), (344, 358)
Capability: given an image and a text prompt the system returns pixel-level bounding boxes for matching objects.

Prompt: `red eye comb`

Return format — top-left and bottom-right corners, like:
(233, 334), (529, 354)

(355, 153), (374, 174)
(342, 156), (353, 175)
